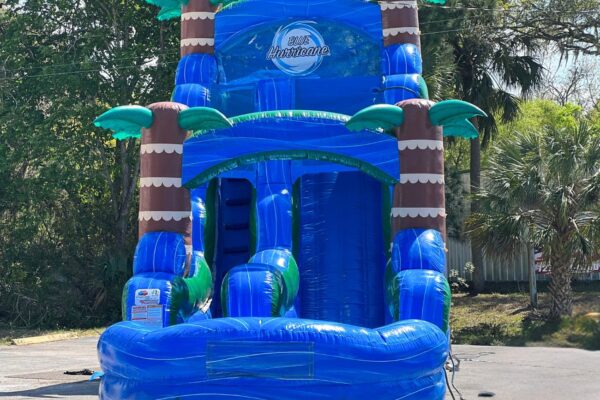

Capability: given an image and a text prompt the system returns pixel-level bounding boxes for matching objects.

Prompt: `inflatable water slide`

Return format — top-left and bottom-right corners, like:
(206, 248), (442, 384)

(93, 1), (485, 398)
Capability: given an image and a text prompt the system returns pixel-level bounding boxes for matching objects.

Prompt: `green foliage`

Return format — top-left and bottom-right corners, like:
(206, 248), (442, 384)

(443, 1), (544, 145)
(498, 99), (582, 139)
(589, 105), (600, 131)
(467, 119), (600, 317)
(481, 99), (583, 167)
(451, 291), (600, 349)
(0, 0), (178, 328)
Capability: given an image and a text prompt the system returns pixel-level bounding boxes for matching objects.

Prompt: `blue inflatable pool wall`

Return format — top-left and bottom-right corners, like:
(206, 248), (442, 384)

(93, 1), (487, 398)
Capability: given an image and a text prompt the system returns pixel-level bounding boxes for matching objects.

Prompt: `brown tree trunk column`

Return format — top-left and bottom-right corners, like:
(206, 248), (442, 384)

(181, 0), (216, 57)
(178, 0), (216, 258)
(380, 0), (421, 49)
(139, 102), (191, 243)
(392, 99), (446, 239)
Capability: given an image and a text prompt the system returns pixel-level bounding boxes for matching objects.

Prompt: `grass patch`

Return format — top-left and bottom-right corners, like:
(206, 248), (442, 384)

(451, 291), (600, 349)
(0, 325), (105, 345)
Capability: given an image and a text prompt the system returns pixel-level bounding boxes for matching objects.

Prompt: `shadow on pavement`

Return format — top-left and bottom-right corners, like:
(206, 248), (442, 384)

(0, 380), (99, 398)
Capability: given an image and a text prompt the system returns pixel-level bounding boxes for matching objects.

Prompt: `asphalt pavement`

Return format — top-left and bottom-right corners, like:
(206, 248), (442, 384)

(0, 337), (598, 399)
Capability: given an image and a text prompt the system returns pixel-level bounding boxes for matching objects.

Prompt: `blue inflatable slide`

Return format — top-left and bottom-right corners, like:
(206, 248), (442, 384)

(93, 1), (485, 399)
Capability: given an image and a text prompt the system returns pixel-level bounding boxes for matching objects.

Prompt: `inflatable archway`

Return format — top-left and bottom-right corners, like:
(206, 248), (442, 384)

(94, 1), (485, 399)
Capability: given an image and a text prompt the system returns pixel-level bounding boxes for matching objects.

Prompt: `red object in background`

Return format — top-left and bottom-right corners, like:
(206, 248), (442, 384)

(535, 251), (600, 274)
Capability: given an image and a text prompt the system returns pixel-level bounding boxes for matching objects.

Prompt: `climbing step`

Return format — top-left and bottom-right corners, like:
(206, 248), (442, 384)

(223, 246), (250, 255)
(211, 178), (254, 318)
(224, 222), (250, 231)
(225, 197), (251, 207)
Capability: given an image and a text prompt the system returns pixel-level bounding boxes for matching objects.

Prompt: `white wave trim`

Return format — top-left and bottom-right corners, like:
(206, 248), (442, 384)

(181, 38), (215, 47)
(181, 12), (215, 21)
(140, 178), (182, 188)
(383, 27), (420, 37)
(398, 140), (443, 151)
(138, 211), (191, 222)
(400, 174), (445, 184)
(380, 1), (417, 11)
(141, 144), (183, 155)
(391, 208), (447, 218)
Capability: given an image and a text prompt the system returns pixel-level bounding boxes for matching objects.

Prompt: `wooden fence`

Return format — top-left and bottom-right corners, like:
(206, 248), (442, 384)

(447, 239), (600, 282)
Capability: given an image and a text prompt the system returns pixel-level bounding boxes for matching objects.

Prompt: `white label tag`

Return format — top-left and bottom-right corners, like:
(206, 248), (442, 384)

(131, 305), (148, 321)
(131, 304), (164, 327)
(135, 288), (161, 305)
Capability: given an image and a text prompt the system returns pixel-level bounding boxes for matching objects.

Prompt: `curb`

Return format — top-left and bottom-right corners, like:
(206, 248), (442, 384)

(12, 332), (88, 346)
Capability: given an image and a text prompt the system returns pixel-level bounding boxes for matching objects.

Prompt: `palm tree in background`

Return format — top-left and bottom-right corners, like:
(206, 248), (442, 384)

(445, 5), (544, 293)
(467, 123), (600, 318)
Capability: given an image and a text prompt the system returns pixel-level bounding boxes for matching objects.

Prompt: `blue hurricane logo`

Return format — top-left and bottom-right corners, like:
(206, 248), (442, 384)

(267, 22), (331, 76)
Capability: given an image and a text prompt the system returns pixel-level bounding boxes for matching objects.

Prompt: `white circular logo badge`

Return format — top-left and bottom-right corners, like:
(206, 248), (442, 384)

(267, 22), (331, 76)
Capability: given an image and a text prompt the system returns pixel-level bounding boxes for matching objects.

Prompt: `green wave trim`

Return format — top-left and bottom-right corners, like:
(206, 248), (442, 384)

(441, 277), (452, 333)
(169, 256), (214, 325)
(121, 283), (129, 321)
(384, 261), (400, 321)
(231, 109), (350, 124)
(204, 180), (218, 271)
(184, 150), (398, 188)
(280, 255), (299, 312)
(190, 109), (351, 136)
(418, 76), (430, 100)
(185, 257), (213, 310)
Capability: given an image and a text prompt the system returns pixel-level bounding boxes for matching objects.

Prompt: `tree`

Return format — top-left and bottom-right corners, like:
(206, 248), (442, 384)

(445, 1), (544, 293)
(467, 120), (600, 318)
(507, 0), (600, 56)
(498, 99), (581, 135)
(421, 0), (598, 293)
(0, 0), (178, 327)
(537, 55), (600, 111)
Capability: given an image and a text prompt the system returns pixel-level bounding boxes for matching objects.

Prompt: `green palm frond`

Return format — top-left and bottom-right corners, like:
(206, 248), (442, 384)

(346, 104), (405, 133)
(94, 105), (153, 140)
(157, 6), (182, 20)
(145, 0), (188, 20)
(145, 0), (240, 19)
(179, 107), (232, 132)
(429, 100), (487, 126)
(443, 119), (479, 139)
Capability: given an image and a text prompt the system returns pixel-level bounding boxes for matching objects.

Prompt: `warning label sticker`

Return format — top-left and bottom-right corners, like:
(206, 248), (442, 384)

(135, 289), (161, 305)
(131, 304), (163, 327)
